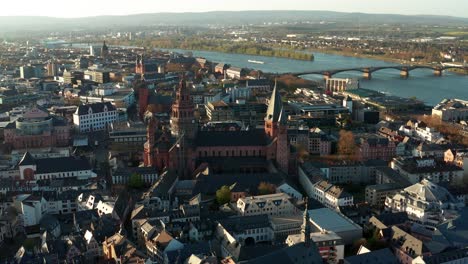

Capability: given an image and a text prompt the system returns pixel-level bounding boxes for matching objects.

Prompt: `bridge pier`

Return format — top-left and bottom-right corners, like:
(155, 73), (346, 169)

(400, 70), (409, 78)
(433, 69), (443, 76)
(362, 72), (372, 80)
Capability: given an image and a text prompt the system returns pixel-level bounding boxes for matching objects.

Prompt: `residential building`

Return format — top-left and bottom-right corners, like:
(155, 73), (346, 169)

(312, 180), (354, 209)
(391, 156), (464, 185)
(399, 121), (444, 143)
(205, 101), (234, 122)
(307, 160), (387, 184)
(357, 135), (396, 161)
(112, 166), (158, 185)
(217, 214), (273, 249)
(226, 67), (245, 79)
(365, 183), (403, 208)
(214, 63), (229, 75)
(81, 88), (135, 109)
(389, 226), (429, 264)
(13, 194), (47, 227)
(432, 99), (468, 122)
(20, 64), (42, 79)
(287, 230), (345, 263)
(235, 193), (297, 217)
(84, 69), (110, 83)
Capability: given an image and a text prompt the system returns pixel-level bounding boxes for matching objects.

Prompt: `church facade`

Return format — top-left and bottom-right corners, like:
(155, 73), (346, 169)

(143, 77), (293, 177)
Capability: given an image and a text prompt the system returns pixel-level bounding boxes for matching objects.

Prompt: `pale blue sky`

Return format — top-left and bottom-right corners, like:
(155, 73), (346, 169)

(2, 0), (467, 18)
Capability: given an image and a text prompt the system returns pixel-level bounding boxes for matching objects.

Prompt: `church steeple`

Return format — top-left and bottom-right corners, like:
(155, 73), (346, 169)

(101, 41), (109, 58)
(265, 80), (283, 123)
(302, 199), (312, 247)
(171, 75), (197, 140)
(264, 80), (284, 138)
(278, 106), (287, 126)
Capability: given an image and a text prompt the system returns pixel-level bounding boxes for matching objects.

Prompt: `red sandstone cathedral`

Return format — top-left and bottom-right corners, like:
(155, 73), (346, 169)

(143, 78), (293, 177)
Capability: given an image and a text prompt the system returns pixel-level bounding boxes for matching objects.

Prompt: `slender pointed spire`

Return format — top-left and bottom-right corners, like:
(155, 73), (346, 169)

(278, 107), (288, 126)
(265, 79), (283, 122)
(302, 198), (311, 247)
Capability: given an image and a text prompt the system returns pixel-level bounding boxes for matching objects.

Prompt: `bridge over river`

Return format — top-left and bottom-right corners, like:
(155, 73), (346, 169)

(290, 64), (468, 79)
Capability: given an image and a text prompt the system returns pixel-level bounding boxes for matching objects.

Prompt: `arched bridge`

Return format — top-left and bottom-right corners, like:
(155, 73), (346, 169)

(290, 65), (468, 79)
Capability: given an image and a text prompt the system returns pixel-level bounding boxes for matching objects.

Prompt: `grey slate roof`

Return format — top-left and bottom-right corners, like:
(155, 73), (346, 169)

(149, 170), (178, 198)
(219, 215), (270, 234)
(18, 152), (35, 166)
(239, 242), (323, 264)
(76, 102), (115, 115)
(438, 207), (468, 246)
(422, 247), (468, 264)
(195, 129), (270, 147)
(34, 156), (91, 174)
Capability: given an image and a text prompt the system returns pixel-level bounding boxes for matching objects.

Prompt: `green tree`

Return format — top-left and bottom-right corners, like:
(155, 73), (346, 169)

(258, 182), (277, 195)
(216, 185), (231, 205)
(338, 130), (356, 156)
(128, 173), (144, 189)
(23, 239), (36, 252)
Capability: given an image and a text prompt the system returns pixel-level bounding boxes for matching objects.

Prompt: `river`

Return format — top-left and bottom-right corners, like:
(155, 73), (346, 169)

(164, 48), (467, 106)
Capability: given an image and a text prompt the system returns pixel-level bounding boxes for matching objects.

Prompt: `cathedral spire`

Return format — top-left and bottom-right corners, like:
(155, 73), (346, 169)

(302, 199), (311, 247)
(278, 106), (287, 126)
(265, 79), (283, 123)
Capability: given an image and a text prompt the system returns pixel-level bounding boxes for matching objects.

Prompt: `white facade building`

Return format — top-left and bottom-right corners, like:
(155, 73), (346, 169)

(235, 193), (297, 217)
(73, 102), (118, 133)
(312, 180), (354, 210)
(14, 194), (47, 227)
(432, 99), (468, 122)
(385, 179), (464, 226)
(399, 121), (444, 143)
(18, 152), (95, 181)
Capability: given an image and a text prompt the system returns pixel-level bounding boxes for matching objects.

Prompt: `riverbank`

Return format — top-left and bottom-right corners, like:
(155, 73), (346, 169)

(305, 48), (404, 65)
(107, 39), (314, 61)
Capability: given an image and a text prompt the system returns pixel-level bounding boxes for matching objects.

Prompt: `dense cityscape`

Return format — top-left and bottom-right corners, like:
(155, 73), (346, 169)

(0, 3), (467, 264)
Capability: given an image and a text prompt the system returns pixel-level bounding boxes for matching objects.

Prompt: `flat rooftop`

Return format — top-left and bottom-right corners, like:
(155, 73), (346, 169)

(309, 208), (362, 233)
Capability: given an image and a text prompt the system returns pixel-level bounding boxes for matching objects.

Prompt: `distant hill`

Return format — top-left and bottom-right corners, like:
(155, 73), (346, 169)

(1, 10), (467, 32)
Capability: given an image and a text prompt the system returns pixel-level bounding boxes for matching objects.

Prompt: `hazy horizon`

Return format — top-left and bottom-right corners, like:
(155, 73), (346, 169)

(1, 0), (467, 18)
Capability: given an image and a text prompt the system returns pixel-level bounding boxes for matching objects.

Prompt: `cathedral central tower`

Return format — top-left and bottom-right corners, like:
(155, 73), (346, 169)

(171, 77), (197, 141)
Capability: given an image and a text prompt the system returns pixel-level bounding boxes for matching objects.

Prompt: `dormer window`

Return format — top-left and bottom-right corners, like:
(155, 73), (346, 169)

(88, 107), (93, 115)
(104, 105), (108, 112)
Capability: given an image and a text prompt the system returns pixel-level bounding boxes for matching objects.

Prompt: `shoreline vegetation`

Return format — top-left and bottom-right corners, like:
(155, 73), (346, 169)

(108, 38), (314, 61)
